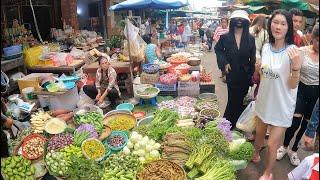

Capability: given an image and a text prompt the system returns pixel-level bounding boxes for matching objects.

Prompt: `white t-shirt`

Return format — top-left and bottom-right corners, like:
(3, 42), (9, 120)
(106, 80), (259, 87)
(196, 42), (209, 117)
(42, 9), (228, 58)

(288, 153), (319, 180)
(255, 43), (298, 127)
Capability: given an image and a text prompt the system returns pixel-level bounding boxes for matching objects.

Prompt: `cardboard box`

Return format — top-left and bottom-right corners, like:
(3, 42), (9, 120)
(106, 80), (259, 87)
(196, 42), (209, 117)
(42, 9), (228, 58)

(17, 73), (53, 92)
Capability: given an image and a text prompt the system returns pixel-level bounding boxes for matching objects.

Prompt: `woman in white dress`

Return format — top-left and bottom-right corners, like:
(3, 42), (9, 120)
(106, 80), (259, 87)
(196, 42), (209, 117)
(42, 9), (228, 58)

(252, 9), (303, 180)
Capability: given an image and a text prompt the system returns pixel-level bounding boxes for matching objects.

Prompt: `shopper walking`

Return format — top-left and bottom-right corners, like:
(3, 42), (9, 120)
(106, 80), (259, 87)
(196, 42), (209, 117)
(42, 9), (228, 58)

(252, 9), (302, 180)
(277, 23), (319, 166)
(247, 14), (269, 141)
(214, 10), (256, 129)
(213, 17), (229, 79)
(290, 8), (304, 47)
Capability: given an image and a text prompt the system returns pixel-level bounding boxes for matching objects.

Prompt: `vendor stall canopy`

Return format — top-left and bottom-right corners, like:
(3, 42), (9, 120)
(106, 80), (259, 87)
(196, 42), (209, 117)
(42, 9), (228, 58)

(244, 0), (319, 16)
(110, 0), (189, 11)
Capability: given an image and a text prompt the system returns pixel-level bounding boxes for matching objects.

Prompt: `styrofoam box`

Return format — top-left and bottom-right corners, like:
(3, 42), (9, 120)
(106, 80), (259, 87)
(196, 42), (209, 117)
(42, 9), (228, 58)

(38, 86), (79, 110)
(178, 88), (200, 97)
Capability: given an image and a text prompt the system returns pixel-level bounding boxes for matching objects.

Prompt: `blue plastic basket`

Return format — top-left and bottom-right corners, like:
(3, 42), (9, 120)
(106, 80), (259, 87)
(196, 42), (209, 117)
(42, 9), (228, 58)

(116, 103), (134, 112)
(3, 45), (22, 57)
(104, 131), (128, 152)
(142, 64), (160, 74)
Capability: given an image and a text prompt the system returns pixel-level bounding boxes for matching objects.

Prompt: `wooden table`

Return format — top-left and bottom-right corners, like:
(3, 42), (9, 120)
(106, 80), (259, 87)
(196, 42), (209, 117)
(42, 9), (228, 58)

(82, 61), (131, 74)
(27, 60), (85, 75)
(1, 56), (27, 95)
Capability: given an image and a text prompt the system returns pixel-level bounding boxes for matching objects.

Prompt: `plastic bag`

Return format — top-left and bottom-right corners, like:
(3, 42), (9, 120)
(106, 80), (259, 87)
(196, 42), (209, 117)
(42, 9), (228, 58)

(77, 88), (94, 108)
(52, 53), (74, 66)
(123, 21), (146, 62)
(24, 46), (43, 68)
(236, 101), (257, 133)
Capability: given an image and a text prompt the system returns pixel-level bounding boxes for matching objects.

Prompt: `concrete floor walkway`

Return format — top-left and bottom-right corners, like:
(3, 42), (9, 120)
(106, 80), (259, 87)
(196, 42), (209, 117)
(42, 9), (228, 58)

(201, 50), (312, 180)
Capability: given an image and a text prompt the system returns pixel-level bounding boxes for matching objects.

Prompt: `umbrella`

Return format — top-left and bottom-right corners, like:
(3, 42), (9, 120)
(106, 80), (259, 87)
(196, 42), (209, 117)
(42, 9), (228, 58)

(110, 0), (189, 11)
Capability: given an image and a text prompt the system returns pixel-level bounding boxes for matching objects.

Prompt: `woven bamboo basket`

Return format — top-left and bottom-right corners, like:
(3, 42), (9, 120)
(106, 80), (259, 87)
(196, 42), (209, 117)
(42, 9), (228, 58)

(140, 72), (160, 85)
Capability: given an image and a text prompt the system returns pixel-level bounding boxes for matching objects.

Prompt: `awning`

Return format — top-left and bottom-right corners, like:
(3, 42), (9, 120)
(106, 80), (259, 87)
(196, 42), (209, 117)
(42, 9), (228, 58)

(109, 0), (189, 11)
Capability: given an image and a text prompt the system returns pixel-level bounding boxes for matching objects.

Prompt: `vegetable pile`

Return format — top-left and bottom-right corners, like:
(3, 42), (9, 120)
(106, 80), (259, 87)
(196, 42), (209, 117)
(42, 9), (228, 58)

(137, 160), (185, 180)
(45, 151), (70, 177)
(195, 100), (219, 111)
(30, 111), (52, 133)
(162, 133), (192, 166)
(74, 111), (104, 133)
(44, 118), (66, 134)
(9, 127), (32, 155)
(47, 133), (74, 151)
(1, 155), (35, 180)
(102, 153), (141, 180)
(159, 73), (177, 85)
(105, 114), (136, 131)
(124, 131), (161, 163)
(81, 138), (106, 160)
(21, 135), (46, 160)
(229, 139), (254, 161)
(200, 69), (212, 82)
(107, 134), (126, 149)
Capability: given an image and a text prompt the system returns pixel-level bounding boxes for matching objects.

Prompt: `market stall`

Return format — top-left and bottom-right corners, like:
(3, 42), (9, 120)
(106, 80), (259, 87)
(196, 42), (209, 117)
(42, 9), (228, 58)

(3, 88), (255, 180)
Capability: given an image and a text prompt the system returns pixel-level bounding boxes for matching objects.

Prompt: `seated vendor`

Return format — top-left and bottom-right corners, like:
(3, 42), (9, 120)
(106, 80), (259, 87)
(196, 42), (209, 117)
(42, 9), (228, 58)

(142, 35), (161, 64)
(83, 56), (121, 108)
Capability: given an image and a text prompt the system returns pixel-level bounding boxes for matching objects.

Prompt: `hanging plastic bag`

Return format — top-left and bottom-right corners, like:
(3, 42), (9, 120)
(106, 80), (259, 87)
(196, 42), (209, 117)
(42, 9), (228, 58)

(243, 86), (256, 106)
(236, 101), (257, 133)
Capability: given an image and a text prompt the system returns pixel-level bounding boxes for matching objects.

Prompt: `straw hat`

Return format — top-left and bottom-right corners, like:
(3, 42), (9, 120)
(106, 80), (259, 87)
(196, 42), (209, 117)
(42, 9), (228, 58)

(230, 10), (250, 21)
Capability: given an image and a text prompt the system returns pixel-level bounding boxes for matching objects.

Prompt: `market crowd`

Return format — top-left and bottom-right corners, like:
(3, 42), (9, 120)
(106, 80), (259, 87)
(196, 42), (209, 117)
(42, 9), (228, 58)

(212, 9), (319, 180)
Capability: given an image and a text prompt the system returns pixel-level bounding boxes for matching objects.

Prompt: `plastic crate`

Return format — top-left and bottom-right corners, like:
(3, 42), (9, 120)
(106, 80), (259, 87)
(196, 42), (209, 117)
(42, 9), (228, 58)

(200, 82), (215, 93)
(3, 45), (22, 57)
(155, 83), (177, 92)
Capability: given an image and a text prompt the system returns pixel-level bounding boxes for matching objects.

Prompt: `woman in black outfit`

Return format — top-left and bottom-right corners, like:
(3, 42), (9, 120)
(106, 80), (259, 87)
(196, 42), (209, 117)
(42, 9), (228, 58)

(214, 10), (256, 129)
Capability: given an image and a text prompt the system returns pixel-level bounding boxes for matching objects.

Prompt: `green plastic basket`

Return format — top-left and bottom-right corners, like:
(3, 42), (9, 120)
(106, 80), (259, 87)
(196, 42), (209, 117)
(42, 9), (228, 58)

(104, 131), (128, 152)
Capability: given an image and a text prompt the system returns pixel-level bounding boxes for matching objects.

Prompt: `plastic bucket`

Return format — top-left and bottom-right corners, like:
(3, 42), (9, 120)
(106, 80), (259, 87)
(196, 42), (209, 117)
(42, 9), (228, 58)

(22, 87), (35, 100)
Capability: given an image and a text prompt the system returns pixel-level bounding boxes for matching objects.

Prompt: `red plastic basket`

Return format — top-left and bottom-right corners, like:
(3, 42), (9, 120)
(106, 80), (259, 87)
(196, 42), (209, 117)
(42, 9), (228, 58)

(21, 134), (47, 160)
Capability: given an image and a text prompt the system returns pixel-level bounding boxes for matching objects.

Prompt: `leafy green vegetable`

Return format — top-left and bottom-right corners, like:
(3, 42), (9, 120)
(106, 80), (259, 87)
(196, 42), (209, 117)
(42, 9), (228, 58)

(203, 125), (230, 156)
(185, 144), (212, 170)
(68, 155), (104, 180)
(229, 141), (254, 161)
(74, 112), (104, 133)
(144, 109), (179, 141)
(73, 131), (90, 147)
(195, 160), (235, 180)
(187, 167), (200, 179)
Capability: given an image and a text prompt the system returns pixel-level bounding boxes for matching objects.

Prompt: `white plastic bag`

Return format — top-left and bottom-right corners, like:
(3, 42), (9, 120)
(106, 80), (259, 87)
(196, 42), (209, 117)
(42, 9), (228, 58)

(236, 101), (257, 133)
(77, 88), (94, 108)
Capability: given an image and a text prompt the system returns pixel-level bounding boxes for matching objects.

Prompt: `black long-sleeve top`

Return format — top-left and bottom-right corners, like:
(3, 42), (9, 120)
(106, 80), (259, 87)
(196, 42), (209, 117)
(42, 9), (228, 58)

(215, 33), (256, 87)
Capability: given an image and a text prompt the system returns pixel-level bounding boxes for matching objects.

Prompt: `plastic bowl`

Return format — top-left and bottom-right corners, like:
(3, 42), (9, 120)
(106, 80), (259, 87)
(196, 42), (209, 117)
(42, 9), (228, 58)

(137, 115), (154, 126)
(104, 131), (128, 151)
(132, 111), (146, 120)
(198, 93), (218, 102)
(116, 103), (134, 112)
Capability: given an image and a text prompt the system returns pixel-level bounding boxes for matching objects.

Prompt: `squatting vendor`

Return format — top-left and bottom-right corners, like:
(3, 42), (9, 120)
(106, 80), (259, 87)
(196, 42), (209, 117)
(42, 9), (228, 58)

(83, 56), (121, 108)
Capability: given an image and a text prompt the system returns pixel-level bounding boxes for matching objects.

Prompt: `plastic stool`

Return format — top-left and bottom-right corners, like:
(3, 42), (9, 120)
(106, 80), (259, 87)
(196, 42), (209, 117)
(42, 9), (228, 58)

(139, 97), (157, 106)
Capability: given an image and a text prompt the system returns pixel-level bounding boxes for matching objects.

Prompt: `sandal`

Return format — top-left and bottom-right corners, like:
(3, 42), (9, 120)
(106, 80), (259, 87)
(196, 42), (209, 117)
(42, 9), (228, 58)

(259, 173), (273, 180)
(251, 154), (261, 163)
